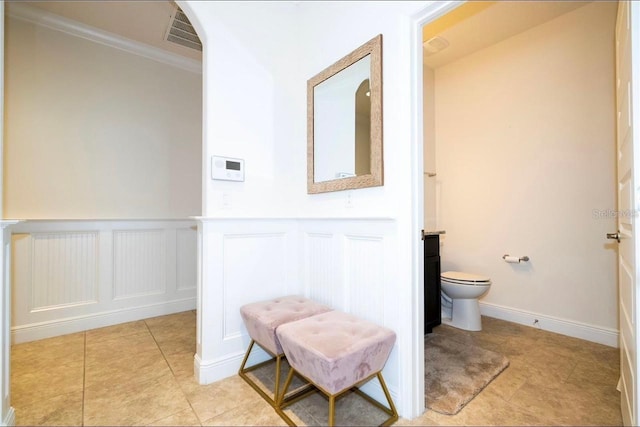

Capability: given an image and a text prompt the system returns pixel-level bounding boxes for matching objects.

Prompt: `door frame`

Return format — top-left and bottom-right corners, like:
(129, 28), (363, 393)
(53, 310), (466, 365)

(407, 0), (464, 418)
(0, 3), (12, 425)
(619, 2), (640, 424)
(632, 4), (640, 423)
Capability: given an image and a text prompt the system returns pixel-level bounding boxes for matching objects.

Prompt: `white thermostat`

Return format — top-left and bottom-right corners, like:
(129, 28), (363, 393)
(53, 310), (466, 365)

(211, 156), (244, 182)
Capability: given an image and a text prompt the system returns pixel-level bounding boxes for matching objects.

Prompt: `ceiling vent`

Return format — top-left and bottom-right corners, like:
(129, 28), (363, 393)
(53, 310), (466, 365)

(423, 36), (449, 56)
(165, 6), (202, 51)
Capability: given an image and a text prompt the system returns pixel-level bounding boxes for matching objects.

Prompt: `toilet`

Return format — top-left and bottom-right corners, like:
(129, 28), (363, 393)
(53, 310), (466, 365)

(440, 271), (491, 331)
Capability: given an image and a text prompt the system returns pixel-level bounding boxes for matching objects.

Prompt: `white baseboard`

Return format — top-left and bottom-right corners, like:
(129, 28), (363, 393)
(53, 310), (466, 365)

(11, 298), (196, 344)
(479, 301), (619, 348)
(195, 352), (244, 384)
(194, 343), (272, 385)
(2, 407), (15, 426)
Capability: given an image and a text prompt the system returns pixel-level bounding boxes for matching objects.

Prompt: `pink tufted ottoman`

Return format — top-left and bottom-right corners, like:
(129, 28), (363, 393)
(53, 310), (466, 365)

(239, 295), (332, 406)
(276, 310), (398, 426)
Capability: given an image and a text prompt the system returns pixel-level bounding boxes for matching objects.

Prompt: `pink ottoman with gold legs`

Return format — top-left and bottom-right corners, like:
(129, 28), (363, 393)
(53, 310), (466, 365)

(276, 310), (398, 426)
(239, 295), (332, 406)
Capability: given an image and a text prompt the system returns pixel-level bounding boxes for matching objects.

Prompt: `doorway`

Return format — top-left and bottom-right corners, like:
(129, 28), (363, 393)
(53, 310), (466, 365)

(417, 0), (619, 421)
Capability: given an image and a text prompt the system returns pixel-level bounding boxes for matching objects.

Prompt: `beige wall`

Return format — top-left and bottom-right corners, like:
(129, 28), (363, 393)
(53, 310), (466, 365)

(4, 17), (202, 219)
(434, 2), (618, 329)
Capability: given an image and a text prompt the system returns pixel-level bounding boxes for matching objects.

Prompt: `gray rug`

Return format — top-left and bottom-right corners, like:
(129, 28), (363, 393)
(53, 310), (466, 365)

(425, 334), (510, 415)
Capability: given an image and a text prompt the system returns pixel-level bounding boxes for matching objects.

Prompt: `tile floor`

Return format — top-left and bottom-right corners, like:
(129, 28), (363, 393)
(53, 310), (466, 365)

(11, 312), (622, 426)
(402, 317), (622, 426)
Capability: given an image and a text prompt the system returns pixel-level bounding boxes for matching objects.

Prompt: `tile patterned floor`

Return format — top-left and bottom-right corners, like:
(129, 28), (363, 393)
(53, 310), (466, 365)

(401, 317), (622, 426)
(11, 312), (622, 426)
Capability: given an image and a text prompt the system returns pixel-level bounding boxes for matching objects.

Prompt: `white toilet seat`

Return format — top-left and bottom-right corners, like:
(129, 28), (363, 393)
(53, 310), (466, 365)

(441, 271), (490, 285)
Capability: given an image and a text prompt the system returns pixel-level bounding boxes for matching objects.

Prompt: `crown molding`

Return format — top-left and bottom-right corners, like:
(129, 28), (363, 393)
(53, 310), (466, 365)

(7, 2), (202, 75)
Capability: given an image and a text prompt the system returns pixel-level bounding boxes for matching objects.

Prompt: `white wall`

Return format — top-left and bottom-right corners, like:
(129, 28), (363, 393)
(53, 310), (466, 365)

(297, 6), (426, 415)
(185, 1), (424, 218)
(180, 2), (298, 217)
(4, 16), (202, 219)
(297, 2), (424, 217)
(434, 2), (618, 339)
(181, 0), (427, 418)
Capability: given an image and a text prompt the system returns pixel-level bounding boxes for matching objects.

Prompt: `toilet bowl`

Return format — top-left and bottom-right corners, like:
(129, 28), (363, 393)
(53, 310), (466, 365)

(441, 271), (491, 331)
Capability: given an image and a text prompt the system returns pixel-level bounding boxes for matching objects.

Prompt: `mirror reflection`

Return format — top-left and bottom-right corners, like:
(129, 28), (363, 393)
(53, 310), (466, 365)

(355, 78), (371, 176)
(313, 56), (371, 182)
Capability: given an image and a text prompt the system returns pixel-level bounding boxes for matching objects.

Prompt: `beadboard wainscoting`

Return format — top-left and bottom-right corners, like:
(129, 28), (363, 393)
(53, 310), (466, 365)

(194, 217), (399, 405)
(10, 220), (197, 343)
(299, 219), (399, 404)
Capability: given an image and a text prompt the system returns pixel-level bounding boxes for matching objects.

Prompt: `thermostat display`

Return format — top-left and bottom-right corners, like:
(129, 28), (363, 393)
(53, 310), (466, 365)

(212, 156), (244, 182)
(226, 161), (241, 171)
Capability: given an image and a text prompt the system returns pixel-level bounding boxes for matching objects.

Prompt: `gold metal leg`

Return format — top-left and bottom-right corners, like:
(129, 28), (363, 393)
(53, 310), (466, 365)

(278, 366), (295, 406)
(274, 367), (398, 427)
(328, 394), (336, 427)
(377, 372), (399, 426)
(238, 339), (285, 407)
(238, 339), (255, 373)
(277, 368), (317, 409)
(274, 354), (282, 400)
(274, 368), (297, 427)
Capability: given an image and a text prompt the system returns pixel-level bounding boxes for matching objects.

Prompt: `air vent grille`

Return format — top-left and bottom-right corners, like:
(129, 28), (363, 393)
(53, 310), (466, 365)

(423, 36), (449, 56)
(165, 7), (202, 51)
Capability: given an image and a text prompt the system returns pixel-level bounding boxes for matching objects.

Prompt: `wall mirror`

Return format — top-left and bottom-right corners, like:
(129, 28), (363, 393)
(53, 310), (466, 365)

(307, 34), (383, 194)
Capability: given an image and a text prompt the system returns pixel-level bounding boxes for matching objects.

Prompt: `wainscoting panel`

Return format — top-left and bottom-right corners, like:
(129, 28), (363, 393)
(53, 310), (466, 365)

(297, 219), (398, 406)
(222, 232), (288, 339)
(299, 219), (396, 325)
(195, 218), (300, 383)
(176, 227), (197, 291)
(302, 233), (337, 307)
(30, 232), (98, 310)
(113, 229), (166, 299)
(11, 220), (197, 343)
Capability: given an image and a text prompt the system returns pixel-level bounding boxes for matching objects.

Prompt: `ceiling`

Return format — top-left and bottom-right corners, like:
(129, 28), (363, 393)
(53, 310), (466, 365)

(9, 1), (591, 68)
(422, 1), (592, 69)
(8, 0), (202, 61)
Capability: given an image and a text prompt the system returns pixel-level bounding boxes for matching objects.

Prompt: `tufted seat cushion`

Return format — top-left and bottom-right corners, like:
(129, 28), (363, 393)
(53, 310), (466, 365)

(276, 310), (396, 395)
(240, 295), (332, 355)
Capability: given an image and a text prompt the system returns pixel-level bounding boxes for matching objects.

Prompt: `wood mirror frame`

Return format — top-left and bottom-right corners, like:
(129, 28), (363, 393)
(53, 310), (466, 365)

(307, 34), (383, 194)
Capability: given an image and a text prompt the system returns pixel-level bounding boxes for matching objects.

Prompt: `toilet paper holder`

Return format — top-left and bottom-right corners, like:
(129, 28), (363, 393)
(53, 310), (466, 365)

(502, 254), (529, 263)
